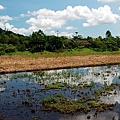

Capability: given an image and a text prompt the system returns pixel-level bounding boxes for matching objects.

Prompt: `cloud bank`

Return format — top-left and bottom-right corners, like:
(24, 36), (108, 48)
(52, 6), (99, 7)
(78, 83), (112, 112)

(0, 4), (120, 36)
(26, 5), (120, 29)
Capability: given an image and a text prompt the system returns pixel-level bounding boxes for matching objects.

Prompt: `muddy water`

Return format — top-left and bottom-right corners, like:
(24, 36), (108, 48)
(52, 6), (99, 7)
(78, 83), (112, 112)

(0, 65), (120, 120)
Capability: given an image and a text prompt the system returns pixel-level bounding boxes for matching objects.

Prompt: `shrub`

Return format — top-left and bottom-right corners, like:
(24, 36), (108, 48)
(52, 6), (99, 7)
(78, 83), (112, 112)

(5, 44), (17, 53)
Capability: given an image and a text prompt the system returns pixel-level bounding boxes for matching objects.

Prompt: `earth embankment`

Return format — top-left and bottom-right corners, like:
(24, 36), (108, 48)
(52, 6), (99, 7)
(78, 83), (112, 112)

(0, 54), (120, 74)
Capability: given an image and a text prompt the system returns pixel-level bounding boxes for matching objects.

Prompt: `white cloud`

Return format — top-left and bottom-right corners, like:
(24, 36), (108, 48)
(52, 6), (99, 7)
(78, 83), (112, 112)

(0, 22), (4, 29)
(4, 23), (29, 35)
(66, 26), (76, 30)
(59, 32), (73, 38)
(83, 5), (120, 27)
(46, 30), (73, 38)
(5, 23), (14, 30)
(26, 7), (73, 31)
(26, 17), (65, 30)
(12, 28), (29, 35)
(0, 15), (12, 23)
(0, 15), (13, 29)
(26, 5), (120, 31)
(20, 13), (30, 18)
(26, 8), (67, 30)
(1, 5), (120, 36)
(20, 14), (26, 17)
(98, 0), (120, 2)
(26, 6), (91, 31)
(0, 5), (4, 10)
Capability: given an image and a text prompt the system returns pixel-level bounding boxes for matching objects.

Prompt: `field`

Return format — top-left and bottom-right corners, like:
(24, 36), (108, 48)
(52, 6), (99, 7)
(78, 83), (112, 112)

(0, 49), (120, 73)
(0, 50), (120, 120)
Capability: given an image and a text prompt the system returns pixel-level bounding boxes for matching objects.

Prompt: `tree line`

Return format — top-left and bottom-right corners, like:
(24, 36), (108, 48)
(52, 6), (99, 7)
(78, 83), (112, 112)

(0, 28), (120, 55)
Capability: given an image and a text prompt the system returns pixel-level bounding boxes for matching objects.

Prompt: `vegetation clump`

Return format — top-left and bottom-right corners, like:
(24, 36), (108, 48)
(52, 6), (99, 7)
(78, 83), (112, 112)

(45, 83), (64, 89)
(41, 94), (114, 114)
(42, 96), (58, 105)
(41, 95), (91, 113)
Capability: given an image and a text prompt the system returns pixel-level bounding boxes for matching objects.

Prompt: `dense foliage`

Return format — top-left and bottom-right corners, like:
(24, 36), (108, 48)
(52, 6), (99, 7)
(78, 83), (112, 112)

(0, 28), (120, 55)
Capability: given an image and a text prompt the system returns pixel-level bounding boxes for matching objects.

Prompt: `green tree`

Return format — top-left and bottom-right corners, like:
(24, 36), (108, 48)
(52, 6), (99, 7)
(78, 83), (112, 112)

(92, 37), (107, 51)
(104, 37), (119, 51)
(0, 33), (9, 44)
(46, 35), (63, 52)
(116, 36), (120, 48)
(9, 33), (20, 46)
(106, 30), (112, 38)
(29, 30), (46, 52)
(5, 44), (17, 53)
(0, 44), (6, 55)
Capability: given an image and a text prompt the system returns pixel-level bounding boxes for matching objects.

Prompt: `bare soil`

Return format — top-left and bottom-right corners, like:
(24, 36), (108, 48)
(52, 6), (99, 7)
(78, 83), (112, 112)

(0, 54), (120, 73)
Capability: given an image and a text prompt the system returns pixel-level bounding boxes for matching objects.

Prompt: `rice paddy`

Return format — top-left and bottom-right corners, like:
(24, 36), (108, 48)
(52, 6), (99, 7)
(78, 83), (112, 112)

(0, 64), (120, 120)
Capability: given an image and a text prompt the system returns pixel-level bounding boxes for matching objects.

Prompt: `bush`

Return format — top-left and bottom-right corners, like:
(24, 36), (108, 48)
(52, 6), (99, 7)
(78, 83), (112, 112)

(5, 44), (17, 53)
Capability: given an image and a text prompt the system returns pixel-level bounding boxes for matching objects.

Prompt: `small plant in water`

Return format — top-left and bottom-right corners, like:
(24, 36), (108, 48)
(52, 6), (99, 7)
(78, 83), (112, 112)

(42, 96), (58, 105)
(22, 98), (30, 106)
(45, 83), (64, 89)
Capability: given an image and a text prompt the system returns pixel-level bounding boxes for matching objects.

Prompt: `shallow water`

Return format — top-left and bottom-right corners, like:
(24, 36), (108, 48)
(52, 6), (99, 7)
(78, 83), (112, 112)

(0, 65), (120, 120)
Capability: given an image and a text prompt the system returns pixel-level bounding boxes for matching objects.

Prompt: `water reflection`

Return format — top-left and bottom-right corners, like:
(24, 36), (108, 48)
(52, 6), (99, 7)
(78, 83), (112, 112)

(0, 64), (120, 120)
(31, 65), (120, 86)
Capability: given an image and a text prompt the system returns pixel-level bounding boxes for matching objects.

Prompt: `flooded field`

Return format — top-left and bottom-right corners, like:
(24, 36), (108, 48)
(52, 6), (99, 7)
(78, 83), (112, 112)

(0, 65), (120, 120)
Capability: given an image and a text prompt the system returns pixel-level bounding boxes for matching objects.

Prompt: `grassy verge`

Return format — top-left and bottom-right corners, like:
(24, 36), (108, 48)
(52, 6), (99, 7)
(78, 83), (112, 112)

(5, 48), (120, 59)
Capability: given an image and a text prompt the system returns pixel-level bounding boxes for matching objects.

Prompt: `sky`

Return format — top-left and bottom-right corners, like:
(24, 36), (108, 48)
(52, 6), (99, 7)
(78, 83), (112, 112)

(0, 0), (120, 38)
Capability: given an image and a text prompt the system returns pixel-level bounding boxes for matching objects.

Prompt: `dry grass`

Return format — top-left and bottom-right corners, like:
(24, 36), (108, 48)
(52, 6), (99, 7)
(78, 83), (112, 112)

(0, 54), (120, 73)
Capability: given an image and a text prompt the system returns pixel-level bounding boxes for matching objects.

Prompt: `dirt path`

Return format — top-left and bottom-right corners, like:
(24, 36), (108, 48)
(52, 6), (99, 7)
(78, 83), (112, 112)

(0, 54), (120, 73)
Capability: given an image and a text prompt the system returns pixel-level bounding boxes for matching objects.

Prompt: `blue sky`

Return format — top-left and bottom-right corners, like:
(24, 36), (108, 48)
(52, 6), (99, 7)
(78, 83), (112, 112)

(0, 0), (120, 38)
